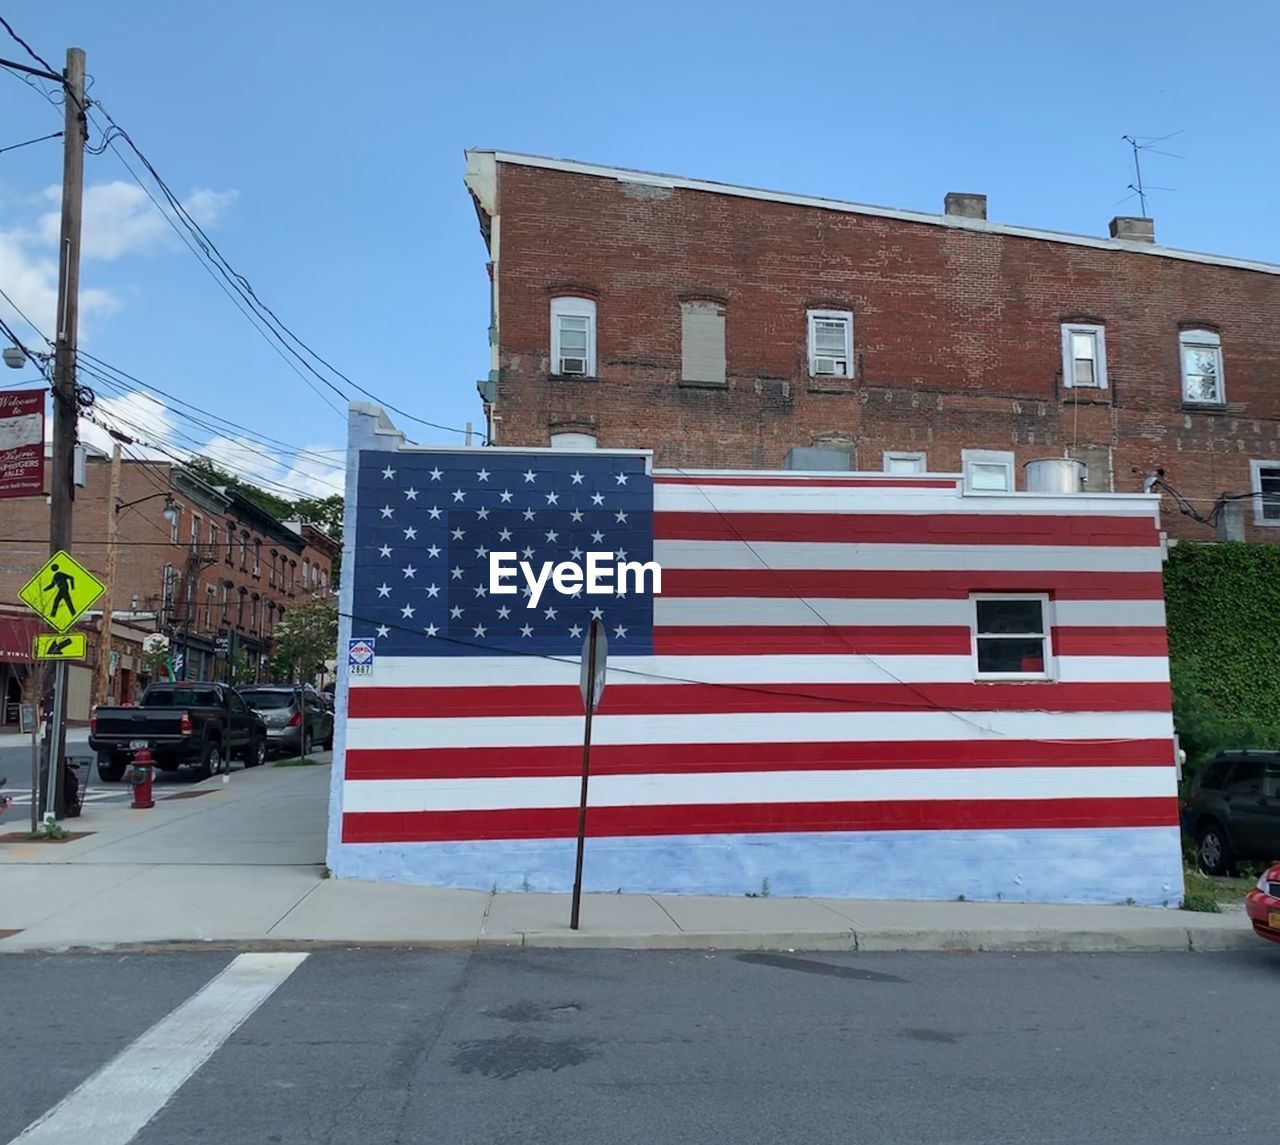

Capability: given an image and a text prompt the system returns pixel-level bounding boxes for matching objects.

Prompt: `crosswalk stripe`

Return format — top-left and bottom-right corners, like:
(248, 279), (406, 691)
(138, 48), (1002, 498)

(5, 952), (308, 1145)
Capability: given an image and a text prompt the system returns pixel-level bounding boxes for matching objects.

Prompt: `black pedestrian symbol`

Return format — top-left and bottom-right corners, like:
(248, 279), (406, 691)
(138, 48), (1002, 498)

(45, 564), (76, 618)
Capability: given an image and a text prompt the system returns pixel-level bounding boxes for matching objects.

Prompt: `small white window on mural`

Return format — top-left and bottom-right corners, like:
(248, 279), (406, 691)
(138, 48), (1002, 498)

(883, 451), (926, 474)
(962, 449), (1015, 492)
(1179, 328), (1224, 404)
(973, 596), (1050, 678)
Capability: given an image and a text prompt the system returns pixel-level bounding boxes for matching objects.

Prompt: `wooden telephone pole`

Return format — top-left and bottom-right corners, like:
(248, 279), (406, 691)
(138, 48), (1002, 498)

(94, 442), (123, 706)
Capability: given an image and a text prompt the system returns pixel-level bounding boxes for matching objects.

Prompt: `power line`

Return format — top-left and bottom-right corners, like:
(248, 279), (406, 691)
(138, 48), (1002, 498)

(0, 129), (61, 155)
(0, 16), (59, 78)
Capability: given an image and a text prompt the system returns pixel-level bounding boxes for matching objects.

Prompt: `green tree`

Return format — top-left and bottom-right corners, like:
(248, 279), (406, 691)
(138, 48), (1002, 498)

(273, 595), (339, 684)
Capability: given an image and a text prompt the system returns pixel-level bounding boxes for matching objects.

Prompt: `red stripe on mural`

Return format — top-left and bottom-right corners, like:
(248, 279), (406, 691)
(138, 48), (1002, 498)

(347, 681), (1173, 720)
(661, 570), (1166, 600)
(652, 625), (974, 655)
(654, 476), (959, 488)
(1051, 626), (1169, 656)
(655, 512), (1158, 546)
(340, 796), (1180, 843)
(344, 737), (1178, 781)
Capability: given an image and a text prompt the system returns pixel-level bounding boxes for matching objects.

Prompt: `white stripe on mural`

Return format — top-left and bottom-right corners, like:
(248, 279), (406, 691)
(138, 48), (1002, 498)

(652, 540), (1163, 573)
(348, 654), (1170, 689)
(341, 765), (1176, 814)
(344, 708), (1175, 750)
(652, 597), (1169, 628)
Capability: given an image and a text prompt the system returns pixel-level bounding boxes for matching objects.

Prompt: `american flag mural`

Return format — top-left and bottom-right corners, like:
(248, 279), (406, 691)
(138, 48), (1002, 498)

(331, 408), (1183, 906)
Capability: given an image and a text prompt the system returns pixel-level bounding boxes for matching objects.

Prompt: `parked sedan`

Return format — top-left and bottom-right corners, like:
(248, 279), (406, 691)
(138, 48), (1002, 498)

(237, 686), (334, 758)
(1245, 863), (1280, 945)
(1180, 750), (1280, 875)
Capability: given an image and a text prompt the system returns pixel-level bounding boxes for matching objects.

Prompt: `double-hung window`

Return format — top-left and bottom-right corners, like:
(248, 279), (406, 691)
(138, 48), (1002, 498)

(972, 595), (1051, 679)
(1060, 323), (1107, 389)
(1180, 328), (1224, 404)
(1250, 460), (1280, 526)
(807, 310), (853, 378)
(550, 297), (596, 377)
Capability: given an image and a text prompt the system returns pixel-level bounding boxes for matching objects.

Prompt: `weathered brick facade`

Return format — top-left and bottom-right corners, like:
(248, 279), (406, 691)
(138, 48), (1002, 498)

(464, 151), (1280, 542)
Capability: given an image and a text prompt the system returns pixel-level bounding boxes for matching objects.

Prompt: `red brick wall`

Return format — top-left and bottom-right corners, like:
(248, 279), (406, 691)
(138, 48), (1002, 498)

(485, 161), (1280, 542)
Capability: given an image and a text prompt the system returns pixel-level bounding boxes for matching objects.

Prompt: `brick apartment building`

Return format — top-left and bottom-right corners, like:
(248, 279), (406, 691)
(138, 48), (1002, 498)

(0, 447), (337, 725)
(464, 150), (1280, 543)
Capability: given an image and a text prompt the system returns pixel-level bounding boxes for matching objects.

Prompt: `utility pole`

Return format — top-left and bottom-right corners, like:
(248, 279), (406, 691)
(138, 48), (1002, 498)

(94, 442), (122, 707)
(45, 47), (86, 821)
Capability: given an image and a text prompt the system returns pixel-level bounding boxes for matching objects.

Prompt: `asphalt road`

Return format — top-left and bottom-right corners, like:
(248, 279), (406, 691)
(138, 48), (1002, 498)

(2, 948), (1276, 1145)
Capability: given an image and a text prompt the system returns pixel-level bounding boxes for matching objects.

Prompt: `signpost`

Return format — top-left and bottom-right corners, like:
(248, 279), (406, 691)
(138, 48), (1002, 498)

(0, 388), (46, 501)
(570, 619), (608, 930)
(18, 550), (106, 820)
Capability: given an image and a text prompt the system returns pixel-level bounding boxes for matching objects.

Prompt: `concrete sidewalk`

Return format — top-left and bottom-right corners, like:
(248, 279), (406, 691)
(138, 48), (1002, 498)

(0, 760), (1261, 955)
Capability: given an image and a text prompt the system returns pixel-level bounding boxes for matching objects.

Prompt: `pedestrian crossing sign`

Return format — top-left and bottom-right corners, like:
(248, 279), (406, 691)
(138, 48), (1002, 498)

(33, 632), (88, 660)
(18, 550), (106, 633)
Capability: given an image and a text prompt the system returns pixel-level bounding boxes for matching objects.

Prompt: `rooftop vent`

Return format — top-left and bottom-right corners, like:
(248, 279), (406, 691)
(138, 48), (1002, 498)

(1109, 216), (1155, 244)
(944, 192), (987, 220)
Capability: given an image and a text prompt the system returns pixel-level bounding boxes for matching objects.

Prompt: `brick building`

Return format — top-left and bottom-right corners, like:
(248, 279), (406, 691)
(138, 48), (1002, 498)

(464, 150), (1280, 543)
(0, 450), (337, 723)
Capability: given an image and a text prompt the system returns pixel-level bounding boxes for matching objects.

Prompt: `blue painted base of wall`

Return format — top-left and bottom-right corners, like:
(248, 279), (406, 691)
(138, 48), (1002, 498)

(326, 827), (1187, 908)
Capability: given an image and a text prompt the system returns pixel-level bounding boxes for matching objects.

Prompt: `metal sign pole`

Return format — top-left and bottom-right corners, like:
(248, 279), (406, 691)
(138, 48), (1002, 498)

(44, 660), (67, 821)
(569, 621), (599, 931)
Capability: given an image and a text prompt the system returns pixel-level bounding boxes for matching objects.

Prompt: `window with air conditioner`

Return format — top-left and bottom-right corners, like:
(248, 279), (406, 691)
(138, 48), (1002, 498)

(550, 297), (597, 377)
(1061, 323), (1107, 389)
(807, 310), (853, 379)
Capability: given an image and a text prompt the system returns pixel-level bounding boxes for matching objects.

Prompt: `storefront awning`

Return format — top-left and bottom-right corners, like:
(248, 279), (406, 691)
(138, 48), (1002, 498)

(0, 614), (41, 663)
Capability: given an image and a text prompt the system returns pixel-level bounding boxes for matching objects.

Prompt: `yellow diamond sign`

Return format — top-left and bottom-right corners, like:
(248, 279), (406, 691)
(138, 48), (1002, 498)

(18, 550), (106, 633)
(33, 632), (87, 660)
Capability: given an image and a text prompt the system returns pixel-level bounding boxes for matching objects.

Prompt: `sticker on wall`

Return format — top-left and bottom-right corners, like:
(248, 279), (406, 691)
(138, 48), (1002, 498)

(348, 637), (375, 677)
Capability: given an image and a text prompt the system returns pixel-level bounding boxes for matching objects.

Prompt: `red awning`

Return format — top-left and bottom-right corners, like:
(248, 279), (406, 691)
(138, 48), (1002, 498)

(0, 614), (41, 662)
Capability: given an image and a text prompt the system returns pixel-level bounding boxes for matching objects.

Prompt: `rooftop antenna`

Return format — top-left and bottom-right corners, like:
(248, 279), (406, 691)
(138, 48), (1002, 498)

(1120, 132), (1182, 217)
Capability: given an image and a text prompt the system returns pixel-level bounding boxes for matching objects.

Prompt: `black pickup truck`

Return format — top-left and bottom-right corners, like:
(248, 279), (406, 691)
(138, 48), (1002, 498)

(89, 681), (267, 782)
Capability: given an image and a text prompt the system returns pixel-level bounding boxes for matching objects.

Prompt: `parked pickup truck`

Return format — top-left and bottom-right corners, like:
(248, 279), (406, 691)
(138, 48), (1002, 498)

(89, 681), (268, 782)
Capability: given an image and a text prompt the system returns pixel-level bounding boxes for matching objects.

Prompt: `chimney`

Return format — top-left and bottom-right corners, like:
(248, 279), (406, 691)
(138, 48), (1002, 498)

(1109, 216), (1155, 244)
(944, 192), (987, 220)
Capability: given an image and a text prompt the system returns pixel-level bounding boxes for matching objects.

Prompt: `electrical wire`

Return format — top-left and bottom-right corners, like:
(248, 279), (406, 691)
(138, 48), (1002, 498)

(0, 129), (61, 155)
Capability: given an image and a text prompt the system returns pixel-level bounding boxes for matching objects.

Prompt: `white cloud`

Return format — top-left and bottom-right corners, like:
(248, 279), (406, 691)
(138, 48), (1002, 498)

(201, 433), (343, 499)
(38, 181), (239, 261)
(0, 227), (118, 342)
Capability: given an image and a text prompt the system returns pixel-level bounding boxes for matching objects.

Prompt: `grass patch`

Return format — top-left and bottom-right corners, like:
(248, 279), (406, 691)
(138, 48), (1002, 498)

(1182, 866), (1257, 910)
(271, 756), (320, 767)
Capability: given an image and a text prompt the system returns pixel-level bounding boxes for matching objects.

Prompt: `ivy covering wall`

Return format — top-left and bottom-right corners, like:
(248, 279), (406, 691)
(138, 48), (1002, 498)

(1163, 540), (1280, 766)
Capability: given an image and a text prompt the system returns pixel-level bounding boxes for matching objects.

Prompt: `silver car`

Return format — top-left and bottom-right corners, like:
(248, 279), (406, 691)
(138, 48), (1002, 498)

(237, 686), (335, 757)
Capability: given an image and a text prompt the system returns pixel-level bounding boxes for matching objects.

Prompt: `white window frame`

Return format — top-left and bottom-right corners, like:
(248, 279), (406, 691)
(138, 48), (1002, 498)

(971, 593), (1054, 681)
(190, 513), (201, 551)
(1179, 328), (1225, 405)
(883, 450), (926, 474)
(962, 449), (1015, 493)
(170, 507), (181, 545)
(1249, 459), (1280, 527)
(806, 309), (853, 379)
(1060, 322), (1107, 390)
(550, 431), (598, 450)
(550, 296), (597, 377)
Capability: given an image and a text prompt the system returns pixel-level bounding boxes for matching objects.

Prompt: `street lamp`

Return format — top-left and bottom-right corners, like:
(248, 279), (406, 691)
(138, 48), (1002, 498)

(116, 491), (180, 528)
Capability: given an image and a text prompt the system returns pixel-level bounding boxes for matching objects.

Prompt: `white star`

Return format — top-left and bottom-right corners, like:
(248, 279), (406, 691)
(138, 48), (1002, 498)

(591, 493), (605, 506)
(380, 505), (394, 519)
(616, 548), (628, 561)
(544, 606), (558, 620)
(474, 584), (487, 598)
(473, 623), (487, 638)
(615, 510), (628, 523)
(498, 528), (512, 542)
(522, 469), (536, 483)
(520, 624), (534, 638)
(568, 586), (584, 597)
(476, 507), (490, 520)
(570, 547), (583, 560)
(570, 509), (584, 522)
(570, 471), (584, 485)
(401, 603), (415, 619)
(617, 587), (627, 599)
(521, 547), (535, 561)
(376, 624), (390, 638)
(382, 466), (395, 480)
(403, 526), (418, 540)
(500, 489), (513, 503)
(426, 584), (440, 598)
(427, 506), (443, 520)
(426, 545), (441, 558)
(545, 529), (558, 543)
(613, 624), (628, 638)
(402, 564), (417, 578)
(378, 544), (393, 558)
(615, 472), (629, 486)
(452, 488), (466, 502)
(377, 583), (391, 598)
(477, 468), (490, 482)
(569, 624), (583, 638)
(451, 566), (464, 580)
(591, 530), (605, 543)
(428, 467), (443, 481)
(475, 544), (489, 558)
(450, 605), (464, 620)
(497, 605), (511, 619)
(404, 487), (418, 501)
(545, 491), (559, 505)
(522, 508), (536, 521)
(590, 607), (604, 620)
(521, 585), (533, 599)
(451, 527), (465, 541)
(425, 624), (439, 637)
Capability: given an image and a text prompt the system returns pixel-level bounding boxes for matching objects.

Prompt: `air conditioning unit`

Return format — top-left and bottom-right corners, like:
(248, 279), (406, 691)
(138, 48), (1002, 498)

(560, 357), (586, 376)
(812, 357), (846, 376)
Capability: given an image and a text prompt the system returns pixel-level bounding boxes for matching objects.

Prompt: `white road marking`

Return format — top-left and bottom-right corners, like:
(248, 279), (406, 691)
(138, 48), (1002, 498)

(6, 952), (308, 1145)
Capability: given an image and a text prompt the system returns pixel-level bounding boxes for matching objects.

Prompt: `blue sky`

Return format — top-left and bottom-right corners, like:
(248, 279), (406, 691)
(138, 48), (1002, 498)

(2, 0), (1277, 498)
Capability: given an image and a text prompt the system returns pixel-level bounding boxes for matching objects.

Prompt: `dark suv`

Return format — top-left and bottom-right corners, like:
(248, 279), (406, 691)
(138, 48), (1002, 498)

(1181, 750), (1280, 875)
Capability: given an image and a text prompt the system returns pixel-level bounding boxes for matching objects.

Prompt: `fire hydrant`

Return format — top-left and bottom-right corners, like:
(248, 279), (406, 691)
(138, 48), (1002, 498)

(124, 746), (155, 809)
